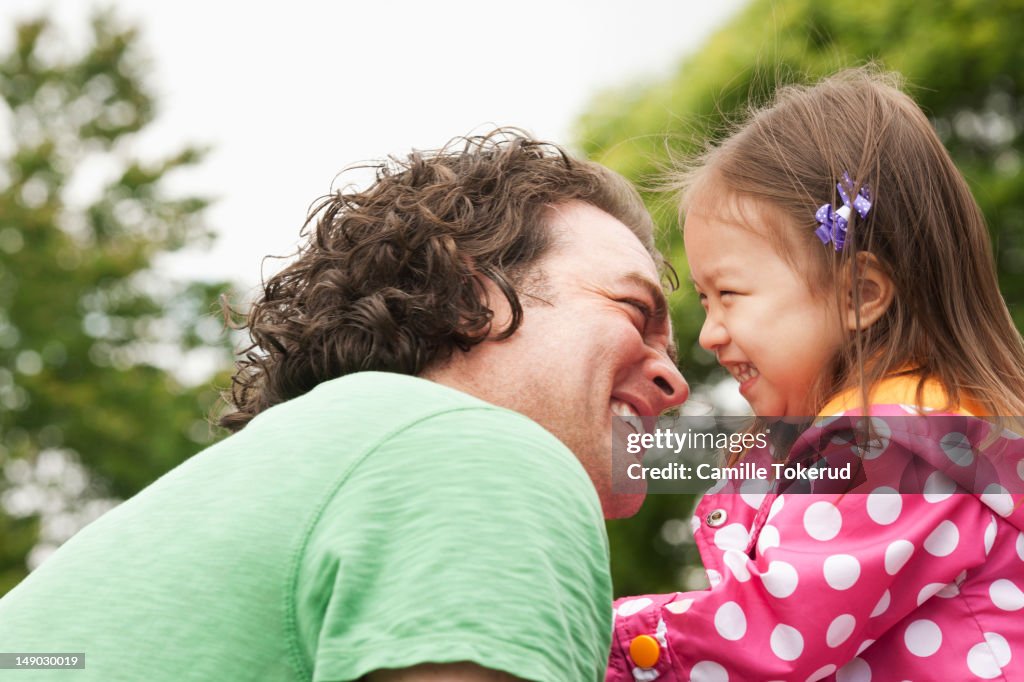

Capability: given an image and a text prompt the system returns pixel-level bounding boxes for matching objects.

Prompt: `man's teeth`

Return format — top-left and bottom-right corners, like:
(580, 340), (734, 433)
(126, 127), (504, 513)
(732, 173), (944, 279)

(732, 364), (759, 382)
(610, 399), (640, 418)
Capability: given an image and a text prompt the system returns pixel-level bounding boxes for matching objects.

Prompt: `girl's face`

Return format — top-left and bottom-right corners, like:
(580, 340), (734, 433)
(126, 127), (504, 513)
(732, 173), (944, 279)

(684, 192), (846, 417)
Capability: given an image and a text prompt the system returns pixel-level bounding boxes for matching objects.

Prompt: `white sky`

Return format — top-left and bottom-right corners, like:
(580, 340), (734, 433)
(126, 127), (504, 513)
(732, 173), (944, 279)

(2, 0), (747, 296)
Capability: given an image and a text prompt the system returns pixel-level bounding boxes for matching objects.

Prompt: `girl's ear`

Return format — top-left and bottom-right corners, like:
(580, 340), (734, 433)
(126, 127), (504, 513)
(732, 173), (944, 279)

(843, 251), (894, 331)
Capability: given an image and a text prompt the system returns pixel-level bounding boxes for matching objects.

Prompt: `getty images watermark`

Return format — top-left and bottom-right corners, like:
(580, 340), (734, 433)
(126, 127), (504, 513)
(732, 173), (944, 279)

(612, 414), (1024, 499)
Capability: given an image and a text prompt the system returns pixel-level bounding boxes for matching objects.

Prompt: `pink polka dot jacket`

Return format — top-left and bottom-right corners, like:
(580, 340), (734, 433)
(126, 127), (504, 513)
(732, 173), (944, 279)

(606, 406), (1024, 681)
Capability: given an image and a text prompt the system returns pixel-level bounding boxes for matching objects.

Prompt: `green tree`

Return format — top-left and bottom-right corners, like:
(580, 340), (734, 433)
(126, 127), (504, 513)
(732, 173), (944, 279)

(579, 0), (1024, 595)
(0, 13), (231, 594)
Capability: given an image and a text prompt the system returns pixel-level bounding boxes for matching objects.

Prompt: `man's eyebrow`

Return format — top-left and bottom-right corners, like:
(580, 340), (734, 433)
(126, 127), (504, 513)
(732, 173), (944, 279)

(623, 272), (669, 319)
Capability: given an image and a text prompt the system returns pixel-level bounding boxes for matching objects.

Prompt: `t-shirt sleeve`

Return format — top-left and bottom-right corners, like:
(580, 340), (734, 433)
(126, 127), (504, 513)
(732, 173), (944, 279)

(291, 406), (613, 682)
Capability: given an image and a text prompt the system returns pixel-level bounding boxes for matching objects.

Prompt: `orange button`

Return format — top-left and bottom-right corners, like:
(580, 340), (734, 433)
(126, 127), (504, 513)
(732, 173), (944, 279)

(629, 634), (660, 668)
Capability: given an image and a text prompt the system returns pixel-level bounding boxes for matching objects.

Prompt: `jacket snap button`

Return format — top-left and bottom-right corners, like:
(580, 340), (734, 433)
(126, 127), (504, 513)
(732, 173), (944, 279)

(706, 509), (727, 527)
(629, 634), (660, 668)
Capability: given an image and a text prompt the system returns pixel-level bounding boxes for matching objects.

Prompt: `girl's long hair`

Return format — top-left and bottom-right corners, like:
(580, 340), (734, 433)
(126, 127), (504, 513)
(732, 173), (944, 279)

(676, 67), (1024, 438)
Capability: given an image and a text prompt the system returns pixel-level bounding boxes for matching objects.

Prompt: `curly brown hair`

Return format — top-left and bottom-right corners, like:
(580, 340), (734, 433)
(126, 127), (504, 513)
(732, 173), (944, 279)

(220, 128), (661, 431)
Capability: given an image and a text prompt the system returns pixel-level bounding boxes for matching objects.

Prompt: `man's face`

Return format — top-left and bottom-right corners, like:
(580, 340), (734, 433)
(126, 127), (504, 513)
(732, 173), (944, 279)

(434, 201), (688, 518)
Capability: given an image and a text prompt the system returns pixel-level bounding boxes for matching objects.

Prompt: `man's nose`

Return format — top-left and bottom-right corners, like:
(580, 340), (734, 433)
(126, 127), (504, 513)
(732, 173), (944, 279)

(647, 352), (689, 412)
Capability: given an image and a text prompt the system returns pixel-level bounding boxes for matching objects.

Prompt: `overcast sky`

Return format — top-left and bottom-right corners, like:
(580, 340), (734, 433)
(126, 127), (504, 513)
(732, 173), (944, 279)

(3, 0), (747, 295)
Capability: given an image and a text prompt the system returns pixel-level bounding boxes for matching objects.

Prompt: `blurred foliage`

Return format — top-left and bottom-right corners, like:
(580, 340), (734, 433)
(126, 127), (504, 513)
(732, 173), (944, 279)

(584, 0), (1024, 596)
(0, 13), (232, 595)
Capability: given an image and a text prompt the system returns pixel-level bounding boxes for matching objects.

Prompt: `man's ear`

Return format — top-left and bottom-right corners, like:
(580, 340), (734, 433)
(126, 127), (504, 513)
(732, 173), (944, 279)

(471, 272), (516, 337)
(843, 251), (894, 331)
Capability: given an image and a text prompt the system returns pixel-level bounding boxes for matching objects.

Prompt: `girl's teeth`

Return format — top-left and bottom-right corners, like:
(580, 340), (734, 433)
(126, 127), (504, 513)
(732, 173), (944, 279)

(734, 364), (759, 382)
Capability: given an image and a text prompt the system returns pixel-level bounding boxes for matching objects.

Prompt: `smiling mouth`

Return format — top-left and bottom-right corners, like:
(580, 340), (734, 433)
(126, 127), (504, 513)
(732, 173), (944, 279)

(728, 363), (760, 384)
(610, 399), (645, 440)
(610, 399), (641, 419)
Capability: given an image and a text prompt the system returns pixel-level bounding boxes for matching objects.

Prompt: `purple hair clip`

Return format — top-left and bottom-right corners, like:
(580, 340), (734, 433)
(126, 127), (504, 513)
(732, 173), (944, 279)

(814, 172), (872, 251)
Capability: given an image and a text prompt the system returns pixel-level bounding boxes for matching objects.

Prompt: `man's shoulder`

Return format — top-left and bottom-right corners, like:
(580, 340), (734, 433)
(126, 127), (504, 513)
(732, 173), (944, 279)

(224, 372), (586, 495)
(257, 371), (505, 424)
(286, 373), (594, 503)
(250, 371), (566, 453)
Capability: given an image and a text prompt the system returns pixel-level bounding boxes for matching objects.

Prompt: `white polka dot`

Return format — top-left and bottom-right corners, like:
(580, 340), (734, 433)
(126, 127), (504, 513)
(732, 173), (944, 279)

(714, 601), (747, 641)
(904, 619), (942, 657)
(633, 668), (659, 682)
(984, 515), (997, 555)
(924, 520), (959, 557)
(804, 501), (842, 541)
(770, 623), (803, 661)
(1017, 532), (1024, 561)
(827, 614), (856, 647)
(824, 554), (861, 590)
(665, 598), (693, 614)
(740, 479), (769, 509)
(870, 590), (890, 617)
(768, 495), (784, 521)
(866, 488), (901, 525)
(859, 418), (891, 459)
(723, 550), (751, 582)
(981, 484), (1014, 517)
(966, 641), (1002, 679)
(835, 656), (871, 682)
(655, 617), (667, 647)
(757, 524), (780, 554)
(856, 640), (875, 655)
(937, 582), (960, 598)
(707, 569), (722, 587)
(806, 665), (836, 682)
(689, 660), (728, 682)
(918, 582), (945, 606)
(617, 597), (652, 617)
(761, 560), (799, 598)
(714, 523), (750, 551)
(1017, 459), (1024, 481)
(940, 432), (973, 466)
(706, 478), (729, 495)
(955, 569), (968, 586)
(690, 515), (701, 536)
(989, 579), (1024, 611)
(831, 431), (855, 446)
(923, 471), (956, 502)
(985, 632), (1012, 667)
(885, 540), (914, 574)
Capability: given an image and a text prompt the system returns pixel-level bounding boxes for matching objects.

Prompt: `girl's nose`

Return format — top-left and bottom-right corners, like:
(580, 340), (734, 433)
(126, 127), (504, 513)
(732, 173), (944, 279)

(698, 314), (729, 353)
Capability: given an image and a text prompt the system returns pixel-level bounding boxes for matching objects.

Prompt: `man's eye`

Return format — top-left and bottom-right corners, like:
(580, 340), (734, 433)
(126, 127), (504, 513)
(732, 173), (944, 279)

(619, 299), (652, 328)
(624, 299), (652, 318)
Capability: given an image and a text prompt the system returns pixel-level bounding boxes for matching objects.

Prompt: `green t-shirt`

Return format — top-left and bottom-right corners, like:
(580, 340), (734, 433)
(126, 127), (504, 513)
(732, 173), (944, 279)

(0, 372), (612, 681)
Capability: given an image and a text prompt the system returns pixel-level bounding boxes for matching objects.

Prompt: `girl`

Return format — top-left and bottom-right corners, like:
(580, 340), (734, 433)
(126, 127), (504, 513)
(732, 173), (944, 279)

(607, 68), (1024, 681)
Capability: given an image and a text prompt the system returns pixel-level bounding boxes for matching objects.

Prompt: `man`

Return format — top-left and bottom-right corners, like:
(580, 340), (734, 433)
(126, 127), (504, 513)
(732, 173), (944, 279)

(0, 130), (687, 681)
